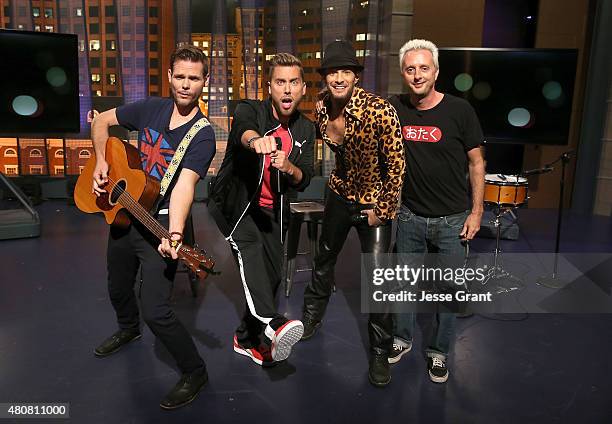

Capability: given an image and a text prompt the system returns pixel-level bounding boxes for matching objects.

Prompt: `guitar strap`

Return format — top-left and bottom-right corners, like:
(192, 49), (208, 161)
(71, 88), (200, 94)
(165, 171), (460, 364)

(158, 117), (210, 198)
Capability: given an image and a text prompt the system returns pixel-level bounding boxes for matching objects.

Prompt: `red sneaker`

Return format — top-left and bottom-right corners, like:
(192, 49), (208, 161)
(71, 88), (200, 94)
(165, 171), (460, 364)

(265, 320), (304, 362)
(233, 335), (275, 367)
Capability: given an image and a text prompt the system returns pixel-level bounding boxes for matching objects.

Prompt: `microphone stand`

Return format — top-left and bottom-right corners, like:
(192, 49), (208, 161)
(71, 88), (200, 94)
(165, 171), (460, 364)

(536, 150), (573, 288)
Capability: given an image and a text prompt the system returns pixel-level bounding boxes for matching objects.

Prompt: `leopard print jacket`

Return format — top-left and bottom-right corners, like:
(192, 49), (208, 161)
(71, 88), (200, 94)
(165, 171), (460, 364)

(317, 86), (406, 221)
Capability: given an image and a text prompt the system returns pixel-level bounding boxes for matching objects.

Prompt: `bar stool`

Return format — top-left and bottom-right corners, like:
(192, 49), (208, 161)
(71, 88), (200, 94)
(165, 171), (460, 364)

(283, 201), (325, 297)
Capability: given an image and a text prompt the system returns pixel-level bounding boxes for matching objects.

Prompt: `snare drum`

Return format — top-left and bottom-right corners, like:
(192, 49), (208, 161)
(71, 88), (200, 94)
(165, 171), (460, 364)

(484, 174), (528, 206)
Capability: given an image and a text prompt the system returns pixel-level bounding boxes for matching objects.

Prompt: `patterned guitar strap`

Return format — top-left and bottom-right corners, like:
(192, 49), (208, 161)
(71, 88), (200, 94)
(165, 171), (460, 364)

(158, 117), (210, 198)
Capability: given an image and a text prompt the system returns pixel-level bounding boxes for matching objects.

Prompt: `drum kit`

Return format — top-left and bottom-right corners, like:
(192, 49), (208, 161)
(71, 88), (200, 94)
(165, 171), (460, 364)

(481, 173), (530, 289)
(479, 151), (574, 291)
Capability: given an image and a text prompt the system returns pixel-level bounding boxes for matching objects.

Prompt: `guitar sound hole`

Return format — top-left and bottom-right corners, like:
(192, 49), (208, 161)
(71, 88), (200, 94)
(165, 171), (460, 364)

(110, 179), (127, 204)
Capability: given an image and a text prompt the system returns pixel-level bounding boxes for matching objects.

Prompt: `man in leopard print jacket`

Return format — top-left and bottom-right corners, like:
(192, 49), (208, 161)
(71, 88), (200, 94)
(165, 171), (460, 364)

(301, 40), (405, 387)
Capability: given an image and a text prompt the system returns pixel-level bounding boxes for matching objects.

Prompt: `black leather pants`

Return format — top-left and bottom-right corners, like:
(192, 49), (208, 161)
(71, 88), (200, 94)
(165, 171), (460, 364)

(303, 189), (393, 356)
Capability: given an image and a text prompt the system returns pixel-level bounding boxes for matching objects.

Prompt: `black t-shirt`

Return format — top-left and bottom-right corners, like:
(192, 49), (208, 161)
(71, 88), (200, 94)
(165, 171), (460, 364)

(116, 97), (216, 209)
(389, 93), (483, 217)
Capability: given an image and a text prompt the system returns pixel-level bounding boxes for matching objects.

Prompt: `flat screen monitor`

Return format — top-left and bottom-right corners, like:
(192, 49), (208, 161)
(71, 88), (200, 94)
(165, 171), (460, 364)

(436, 48), (578, 145)
(0, 29), (80, 134)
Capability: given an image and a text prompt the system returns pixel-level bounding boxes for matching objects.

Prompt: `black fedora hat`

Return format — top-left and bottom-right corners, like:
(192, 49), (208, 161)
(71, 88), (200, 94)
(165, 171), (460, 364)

(317, 40), (364, 75)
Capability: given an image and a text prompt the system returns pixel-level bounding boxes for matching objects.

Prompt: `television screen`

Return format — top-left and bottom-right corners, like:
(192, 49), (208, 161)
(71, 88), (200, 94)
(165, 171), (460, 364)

(0, 29), (79, 134)
(436, 48), (578, 145)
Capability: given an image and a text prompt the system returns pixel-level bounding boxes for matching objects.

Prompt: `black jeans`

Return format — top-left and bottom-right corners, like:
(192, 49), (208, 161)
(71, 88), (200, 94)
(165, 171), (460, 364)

(303, 189), (394, 356)
(107, 216), (205, 374)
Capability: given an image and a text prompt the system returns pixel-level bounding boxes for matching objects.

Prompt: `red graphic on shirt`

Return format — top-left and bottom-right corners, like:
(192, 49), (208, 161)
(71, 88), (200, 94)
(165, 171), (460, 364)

(402, 125), (442, 143)
(139, 128), (174, 178)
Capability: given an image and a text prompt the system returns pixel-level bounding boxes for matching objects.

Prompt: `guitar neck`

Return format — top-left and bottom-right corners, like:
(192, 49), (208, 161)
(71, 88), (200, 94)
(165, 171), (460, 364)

(117, 191), (184, 251)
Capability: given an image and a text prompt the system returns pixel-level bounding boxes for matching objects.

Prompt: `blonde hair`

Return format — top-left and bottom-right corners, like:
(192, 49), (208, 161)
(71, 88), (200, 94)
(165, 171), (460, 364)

(398, 39), (439, 70)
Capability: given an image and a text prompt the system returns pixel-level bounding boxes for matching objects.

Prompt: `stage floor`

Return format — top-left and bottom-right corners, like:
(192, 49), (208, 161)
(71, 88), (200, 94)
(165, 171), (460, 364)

(0, 201), (610, 423)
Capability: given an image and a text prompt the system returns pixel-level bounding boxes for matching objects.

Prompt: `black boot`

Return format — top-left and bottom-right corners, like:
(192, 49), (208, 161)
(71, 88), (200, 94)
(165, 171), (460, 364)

(160, 367), (208, 410)
(368, 354), (391, 387)
(94, 329), (141, 357)
(301, 315), (322, 340)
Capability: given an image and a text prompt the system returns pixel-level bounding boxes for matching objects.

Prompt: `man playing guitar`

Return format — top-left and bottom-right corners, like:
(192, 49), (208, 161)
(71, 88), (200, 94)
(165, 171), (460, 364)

(90, 45), (215, 410)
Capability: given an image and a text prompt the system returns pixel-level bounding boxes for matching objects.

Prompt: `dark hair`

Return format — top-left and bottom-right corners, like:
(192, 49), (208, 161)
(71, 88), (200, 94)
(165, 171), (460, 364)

(268, 53), (304, 80)
(169, 44), (209, 77)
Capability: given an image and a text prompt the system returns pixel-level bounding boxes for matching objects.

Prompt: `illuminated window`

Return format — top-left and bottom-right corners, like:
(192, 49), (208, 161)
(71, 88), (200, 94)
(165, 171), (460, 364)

(32, 7), (40, 17)
(54, 149), (64, 158)
(108, 74), (117, 85)
(326, 6), (334, 11)
(30, 165), (44, 175)
(89, 40), (101, 51)
(54, 166), (65, 175)
(45, 25), (54, 32)
(44, 8), (53, 18)
(193, 41), (199, 47)
(30, 148), (42, 158)
(91, 74), (101, 83)
(79, 150), (91, 159)
(356, 33), (366, 41)
(361, 1), (369, 6)
(75, 8), (82, 16)
(4, 165), (18, 175)
(34, 25), (41, 32)
(4, 148), (17, 157)
(202, 41), (209, 47)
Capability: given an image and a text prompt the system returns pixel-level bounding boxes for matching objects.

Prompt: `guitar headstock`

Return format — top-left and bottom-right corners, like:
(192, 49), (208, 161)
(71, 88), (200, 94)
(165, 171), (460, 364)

(178, 244), (217, 280)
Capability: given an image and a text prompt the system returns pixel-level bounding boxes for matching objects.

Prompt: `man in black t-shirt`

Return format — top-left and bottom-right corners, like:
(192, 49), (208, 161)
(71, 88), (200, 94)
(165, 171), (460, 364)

(91, 46), (215, 409)
(388, 39), (485, 383)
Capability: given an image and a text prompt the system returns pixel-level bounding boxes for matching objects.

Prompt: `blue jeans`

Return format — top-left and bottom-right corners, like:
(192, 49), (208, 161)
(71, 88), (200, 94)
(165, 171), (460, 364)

(394, 205), (469, 360)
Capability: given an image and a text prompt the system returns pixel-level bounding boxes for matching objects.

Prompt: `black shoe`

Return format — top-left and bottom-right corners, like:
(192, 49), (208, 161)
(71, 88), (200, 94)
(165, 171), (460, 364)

(94, 329), (141, 357)
(427, 356), (449, 383)
(160, 368), (208, 410)
(388, 341), (412, 364)
(301, 316), (321, 340)
(368, 354), (391, 387)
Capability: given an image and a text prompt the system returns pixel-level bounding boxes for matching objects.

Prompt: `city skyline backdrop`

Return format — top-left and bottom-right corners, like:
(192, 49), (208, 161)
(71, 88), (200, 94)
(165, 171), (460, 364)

(0, 0), (383, 178)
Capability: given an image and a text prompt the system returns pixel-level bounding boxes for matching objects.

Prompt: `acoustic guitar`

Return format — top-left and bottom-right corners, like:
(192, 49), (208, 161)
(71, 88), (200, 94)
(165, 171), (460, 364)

(74, 137), (216, 279)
